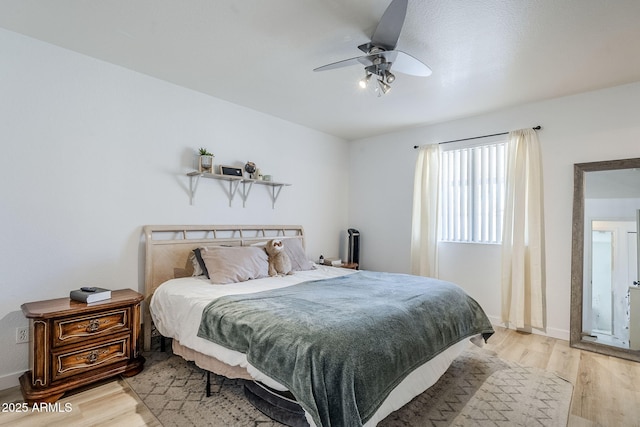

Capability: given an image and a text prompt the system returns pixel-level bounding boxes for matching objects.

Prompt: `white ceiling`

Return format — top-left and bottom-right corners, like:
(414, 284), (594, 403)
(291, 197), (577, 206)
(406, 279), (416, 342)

(1, 0), (640, 140)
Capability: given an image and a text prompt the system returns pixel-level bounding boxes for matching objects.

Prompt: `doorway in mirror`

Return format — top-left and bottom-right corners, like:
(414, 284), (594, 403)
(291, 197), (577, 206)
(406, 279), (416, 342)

(585, 221), (637, 349)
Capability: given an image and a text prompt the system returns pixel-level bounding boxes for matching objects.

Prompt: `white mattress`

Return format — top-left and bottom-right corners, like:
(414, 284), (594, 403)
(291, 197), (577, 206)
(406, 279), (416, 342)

(150, 265), (470, 426)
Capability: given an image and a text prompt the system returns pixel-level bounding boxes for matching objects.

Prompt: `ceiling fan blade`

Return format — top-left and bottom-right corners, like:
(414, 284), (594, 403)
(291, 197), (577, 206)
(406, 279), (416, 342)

(313, 0), (431, 83)
(313, 56), (373, 72)
(370, 0), (408, 51)
(382, 50), (432, 77)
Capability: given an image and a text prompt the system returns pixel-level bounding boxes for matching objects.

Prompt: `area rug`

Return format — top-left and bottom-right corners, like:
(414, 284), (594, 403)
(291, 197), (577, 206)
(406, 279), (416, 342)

(124, 342), (572, 426)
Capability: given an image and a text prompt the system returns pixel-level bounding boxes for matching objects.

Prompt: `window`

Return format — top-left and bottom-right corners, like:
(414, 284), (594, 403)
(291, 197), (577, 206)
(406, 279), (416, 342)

(440, 141), (506, 243)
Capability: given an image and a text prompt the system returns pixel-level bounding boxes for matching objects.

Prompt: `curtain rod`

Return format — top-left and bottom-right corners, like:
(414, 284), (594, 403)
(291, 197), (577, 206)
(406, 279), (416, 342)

(413, 126), (542, 149)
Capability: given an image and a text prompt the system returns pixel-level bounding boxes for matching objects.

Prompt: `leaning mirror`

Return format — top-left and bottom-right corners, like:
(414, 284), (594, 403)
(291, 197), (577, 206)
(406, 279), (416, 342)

(571, 157), (640, 362)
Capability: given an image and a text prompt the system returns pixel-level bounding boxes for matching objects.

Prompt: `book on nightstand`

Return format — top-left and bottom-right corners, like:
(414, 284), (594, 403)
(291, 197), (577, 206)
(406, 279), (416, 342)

(70, 287), (112, 303)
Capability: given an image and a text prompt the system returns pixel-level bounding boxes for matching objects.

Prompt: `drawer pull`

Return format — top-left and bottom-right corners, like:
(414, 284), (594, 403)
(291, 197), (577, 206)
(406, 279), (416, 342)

(77, 349), (108, 364)
(78, 319), (107, 333)
(87, 319), (101, 332)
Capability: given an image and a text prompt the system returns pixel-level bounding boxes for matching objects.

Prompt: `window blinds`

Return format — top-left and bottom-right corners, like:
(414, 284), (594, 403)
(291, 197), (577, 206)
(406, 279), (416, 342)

(440, 142), (506, 243)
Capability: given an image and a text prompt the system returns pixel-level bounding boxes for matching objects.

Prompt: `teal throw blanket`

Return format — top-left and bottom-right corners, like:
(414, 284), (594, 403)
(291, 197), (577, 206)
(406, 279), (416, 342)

(197, 271), (494, 427)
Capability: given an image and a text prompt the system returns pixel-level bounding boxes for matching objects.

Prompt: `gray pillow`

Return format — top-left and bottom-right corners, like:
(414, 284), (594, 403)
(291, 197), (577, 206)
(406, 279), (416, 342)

(283, 238), (315, 271)
(200, 246), (269, 284)
(189, 251), (205, 276)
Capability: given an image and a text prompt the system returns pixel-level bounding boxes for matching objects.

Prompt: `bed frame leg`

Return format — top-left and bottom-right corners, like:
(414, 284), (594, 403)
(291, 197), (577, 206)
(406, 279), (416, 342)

(206, 371), (211, 397)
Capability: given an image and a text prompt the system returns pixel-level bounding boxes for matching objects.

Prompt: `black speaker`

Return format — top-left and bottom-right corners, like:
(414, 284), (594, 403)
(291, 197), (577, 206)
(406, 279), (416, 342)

(347, 228), (360, 266)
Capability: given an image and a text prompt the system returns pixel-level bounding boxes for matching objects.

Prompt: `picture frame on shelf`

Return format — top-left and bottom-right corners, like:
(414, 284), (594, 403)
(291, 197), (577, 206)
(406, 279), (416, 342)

(219, 165), (243, 177)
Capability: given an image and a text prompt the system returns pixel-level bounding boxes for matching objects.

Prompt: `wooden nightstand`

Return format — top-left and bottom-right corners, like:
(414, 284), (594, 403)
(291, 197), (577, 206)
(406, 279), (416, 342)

(340, 263), (359, 270)
(19, 289), (145, 404)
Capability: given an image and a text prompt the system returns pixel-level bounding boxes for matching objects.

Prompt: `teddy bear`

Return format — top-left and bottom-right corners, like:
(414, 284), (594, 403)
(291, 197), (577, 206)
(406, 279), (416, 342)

(265, 239), (293, 276)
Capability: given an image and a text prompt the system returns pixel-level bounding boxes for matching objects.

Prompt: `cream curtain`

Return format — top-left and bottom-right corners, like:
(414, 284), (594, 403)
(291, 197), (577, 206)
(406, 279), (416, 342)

(411, 144), (440, 277)
(501, 128), (545, 329)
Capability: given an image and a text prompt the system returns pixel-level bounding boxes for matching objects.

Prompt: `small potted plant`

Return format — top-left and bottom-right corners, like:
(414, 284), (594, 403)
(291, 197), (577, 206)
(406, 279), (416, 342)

(198, 147), (214, 173)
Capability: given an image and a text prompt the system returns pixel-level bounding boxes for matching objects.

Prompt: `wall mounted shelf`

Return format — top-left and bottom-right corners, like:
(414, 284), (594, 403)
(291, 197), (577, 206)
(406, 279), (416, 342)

(187, 171), (291, 208)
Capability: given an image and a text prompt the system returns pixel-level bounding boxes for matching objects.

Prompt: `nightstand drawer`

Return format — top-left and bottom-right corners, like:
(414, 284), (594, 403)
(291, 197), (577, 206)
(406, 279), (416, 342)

(51, 335), (130, 381)
(53, 308), (130, 348)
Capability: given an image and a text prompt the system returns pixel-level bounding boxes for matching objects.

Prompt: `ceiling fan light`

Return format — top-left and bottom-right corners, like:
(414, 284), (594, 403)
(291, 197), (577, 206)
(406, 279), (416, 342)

(379, 79), (391, 94)
(358, 73), (372, 89)
(385, 70), (395, 83)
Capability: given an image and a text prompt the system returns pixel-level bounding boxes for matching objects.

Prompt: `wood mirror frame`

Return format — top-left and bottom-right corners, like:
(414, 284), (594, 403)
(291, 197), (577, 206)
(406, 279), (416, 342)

(570, 157), (640, 362)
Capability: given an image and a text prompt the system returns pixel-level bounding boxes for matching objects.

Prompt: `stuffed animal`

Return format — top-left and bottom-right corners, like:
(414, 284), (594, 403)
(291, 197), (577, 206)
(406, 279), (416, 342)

(265, 239), (293, 277)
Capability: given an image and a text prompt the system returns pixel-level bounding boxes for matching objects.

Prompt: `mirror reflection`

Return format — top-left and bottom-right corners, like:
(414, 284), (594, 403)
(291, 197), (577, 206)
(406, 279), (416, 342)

(571, 159), (640, 361)
(584, 170), (640, 349)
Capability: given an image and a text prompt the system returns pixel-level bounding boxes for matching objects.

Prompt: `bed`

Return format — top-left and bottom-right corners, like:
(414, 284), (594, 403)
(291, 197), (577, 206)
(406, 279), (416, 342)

(143, 225), (494, 427)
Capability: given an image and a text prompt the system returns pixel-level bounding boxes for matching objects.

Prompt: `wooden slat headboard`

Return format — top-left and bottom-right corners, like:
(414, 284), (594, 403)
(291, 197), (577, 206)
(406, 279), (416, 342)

(142, 224), (305, 350)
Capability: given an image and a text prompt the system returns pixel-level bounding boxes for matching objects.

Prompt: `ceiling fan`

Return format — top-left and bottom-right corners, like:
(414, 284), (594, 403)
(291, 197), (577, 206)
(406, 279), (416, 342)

(314, 0), (431, 95)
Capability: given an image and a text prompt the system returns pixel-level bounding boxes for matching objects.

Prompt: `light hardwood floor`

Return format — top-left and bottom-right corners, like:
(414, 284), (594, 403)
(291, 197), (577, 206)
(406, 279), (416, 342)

(0, 377), (160, 427)
(1, 326), (639, 426)
(484, 327), (640, 427)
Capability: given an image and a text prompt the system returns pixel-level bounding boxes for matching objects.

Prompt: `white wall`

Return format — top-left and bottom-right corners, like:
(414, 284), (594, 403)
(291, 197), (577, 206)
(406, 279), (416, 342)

(0, 29), (349, 389)
(349, 82), (640, 340)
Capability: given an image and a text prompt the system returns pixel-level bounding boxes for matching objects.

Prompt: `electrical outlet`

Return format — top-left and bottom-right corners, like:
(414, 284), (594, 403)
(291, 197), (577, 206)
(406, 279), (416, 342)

(16, 327), (29, 344)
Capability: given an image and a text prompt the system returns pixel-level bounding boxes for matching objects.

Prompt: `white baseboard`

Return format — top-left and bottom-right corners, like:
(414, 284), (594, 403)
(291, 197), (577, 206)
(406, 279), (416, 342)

(0, 371), (22, 392)
(487, 315), (570, 341)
